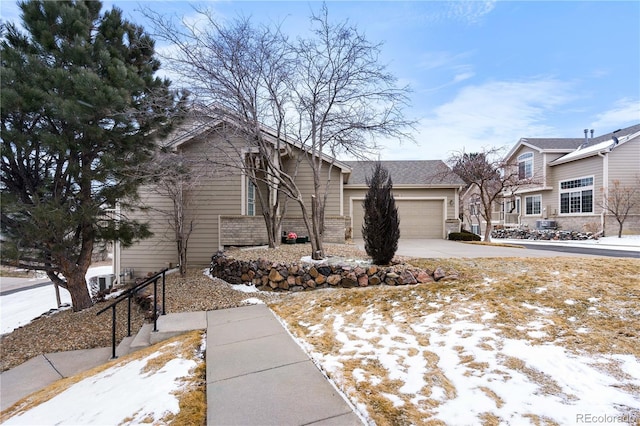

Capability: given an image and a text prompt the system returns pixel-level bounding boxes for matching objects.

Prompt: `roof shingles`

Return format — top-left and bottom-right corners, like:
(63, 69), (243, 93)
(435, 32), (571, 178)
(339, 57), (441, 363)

(343, 160), (464, 186)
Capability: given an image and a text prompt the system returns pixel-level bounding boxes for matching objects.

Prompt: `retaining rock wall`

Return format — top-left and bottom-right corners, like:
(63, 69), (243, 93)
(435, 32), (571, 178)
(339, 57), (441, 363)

(210, 252), (457, 292)
(491, 228), (597, 241)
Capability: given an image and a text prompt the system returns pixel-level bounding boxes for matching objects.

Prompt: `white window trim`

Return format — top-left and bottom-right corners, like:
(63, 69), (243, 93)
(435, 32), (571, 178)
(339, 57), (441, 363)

(559, 175), (594, 215)
(247, 180), (256, 216)
(517, 152), (534, 179)
(524, 195), (541, 216)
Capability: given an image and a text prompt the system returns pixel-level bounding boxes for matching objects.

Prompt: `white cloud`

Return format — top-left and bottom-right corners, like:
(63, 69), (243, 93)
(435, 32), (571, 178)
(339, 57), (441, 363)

(590, 98), (640, 130)
(446, 0), (497, 24)
(376, 77), (577, 162)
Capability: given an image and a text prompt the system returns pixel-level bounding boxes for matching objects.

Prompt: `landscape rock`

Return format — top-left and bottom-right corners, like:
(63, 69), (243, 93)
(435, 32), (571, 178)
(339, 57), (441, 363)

(210, 251), (457, 292)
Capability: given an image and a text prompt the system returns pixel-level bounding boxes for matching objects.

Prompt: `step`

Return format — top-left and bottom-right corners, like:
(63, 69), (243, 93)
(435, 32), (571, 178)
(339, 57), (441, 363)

(115, 335), (135, 358)
(129, 323), (153, 351)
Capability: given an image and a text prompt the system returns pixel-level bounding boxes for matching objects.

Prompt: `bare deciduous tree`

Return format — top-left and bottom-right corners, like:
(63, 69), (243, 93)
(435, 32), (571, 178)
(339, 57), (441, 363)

(144, 9), (300, 249)
(289, 5), (414, 258)
(145, 4), (414, 260)
(448, 149), (528, 243)
(145, 150), (208, 276)
(600, 178), (640, 238)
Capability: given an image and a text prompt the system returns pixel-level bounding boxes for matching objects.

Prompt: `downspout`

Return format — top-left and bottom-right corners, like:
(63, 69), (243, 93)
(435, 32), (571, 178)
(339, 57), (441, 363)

(598, 151), (608, 237)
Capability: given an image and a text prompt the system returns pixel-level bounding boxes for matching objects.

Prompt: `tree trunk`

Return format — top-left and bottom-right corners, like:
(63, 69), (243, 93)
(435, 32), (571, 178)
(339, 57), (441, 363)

(53, 281), (62, 308)
(59, 267), (93, 311)
(310, 195), (325, 260)
(618, 220), (623, 238)
(483, 220), (492, 242)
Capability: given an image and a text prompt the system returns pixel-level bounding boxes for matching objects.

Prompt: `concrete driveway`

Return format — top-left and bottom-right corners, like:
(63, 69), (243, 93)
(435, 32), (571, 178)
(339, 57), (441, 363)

(353, 239), (602, 258)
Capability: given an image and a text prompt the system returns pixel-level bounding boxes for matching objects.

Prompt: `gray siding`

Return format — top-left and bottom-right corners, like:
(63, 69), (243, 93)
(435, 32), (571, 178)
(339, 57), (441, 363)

(121, 132), (244, 277)
(608, 137), (640, 185)
(280, 152), (343, 217)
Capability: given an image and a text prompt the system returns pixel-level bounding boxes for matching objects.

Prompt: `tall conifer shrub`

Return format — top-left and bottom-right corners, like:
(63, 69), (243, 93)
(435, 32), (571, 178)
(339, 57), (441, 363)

(362, 162), (400, 264)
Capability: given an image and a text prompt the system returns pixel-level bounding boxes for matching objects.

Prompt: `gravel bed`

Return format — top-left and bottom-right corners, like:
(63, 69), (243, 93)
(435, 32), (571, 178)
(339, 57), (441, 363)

(225, 242), (373, 263)
(0, 243), (371, 372)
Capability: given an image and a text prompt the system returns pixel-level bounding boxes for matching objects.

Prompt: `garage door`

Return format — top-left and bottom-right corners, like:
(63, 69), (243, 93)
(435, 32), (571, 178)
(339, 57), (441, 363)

(352, 199), (444, 239)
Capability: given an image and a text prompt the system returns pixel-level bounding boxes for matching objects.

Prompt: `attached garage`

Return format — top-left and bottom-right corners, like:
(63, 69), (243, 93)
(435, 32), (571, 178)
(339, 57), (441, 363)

(351, 198), (444, 239)
(343, 160), (465, 241)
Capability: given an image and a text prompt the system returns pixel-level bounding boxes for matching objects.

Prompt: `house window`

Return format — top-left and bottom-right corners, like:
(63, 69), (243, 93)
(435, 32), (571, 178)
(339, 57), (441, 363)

(506, 198), (520, 214)
(247, 181), (256, 216)
(518, 152), (534, 179)
(559, 177), (593, 214)
(471, 224), (480, 235)
(525, 195), (541, 215)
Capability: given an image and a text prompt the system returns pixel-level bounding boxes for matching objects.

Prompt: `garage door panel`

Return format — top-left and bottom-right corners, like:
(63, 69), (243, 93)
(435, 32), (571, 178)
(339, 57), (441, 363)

(352, 199), (443, 239)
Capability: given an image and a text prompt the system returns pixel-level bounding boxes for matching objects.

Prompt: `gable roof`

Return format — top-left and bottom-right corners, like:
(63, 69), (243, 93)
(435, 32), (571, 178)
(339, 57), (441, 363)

(504, 123), (640, 162)
(163, 111), (352, 172)
(343, 160), (465, 186)
(549, 126), (640, 166)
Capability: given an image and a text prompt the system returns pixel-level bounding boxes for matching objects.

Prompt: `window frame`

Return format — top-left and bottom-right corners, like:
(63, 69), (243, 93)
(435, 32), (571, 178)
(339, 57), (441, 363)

(517, 152), (534, 180)
(247, 180), (256, 216)
(524, 195), (541, 215)
(559, 176), (594, 215)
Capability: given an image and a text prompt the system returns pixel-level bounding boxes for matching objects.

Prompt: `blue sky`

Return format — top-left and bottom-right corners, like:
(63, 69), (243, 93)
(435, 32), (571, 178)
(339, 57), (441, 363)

(2, 1), (638, 161)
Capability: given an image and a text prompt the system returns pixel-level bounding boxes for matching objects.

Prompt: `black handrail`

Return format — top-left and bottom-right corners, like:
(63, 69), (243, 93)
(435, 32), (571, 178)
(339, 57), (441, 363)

(96, 268), (172, 359)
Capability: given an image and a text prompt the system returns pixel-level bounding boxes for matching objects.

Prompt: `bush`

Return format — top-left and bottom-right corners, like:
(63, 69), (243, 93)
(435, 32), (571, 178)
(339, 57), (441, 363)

(362, 162), (400, 264)
(449, 231), (481, 241)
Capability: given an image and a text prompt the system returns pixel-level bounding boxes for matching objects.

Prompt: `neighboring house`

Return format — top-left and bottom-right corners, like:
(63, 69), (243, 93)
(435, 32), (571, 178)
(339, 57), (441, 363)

(461, 124), (640, 237)
(118, 120), (465, 279)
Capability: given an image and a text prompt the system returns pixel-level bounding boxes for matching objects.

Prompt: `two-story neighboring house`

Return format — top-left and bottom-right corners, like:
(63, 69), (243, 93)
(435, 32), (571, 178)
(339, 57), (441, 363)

(497, 124), (640, 236)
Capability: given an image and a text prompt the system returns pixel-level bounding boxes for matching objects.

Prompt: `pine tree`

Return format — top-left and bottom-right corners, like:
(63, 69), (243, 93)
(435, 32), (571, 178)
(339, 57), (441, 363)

(362, 162), (400, 265)
(1, 1), (179, 311)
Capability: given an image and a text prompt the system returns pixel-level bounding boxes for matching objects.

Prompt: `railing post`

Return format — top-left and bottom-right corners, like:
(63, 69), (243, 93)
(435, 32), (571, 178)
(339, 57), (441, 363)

(127, 294), (132, 337)
(162, 270), (166, 316)
(111, 306), (117, 359)
(153, 277), (158, 332)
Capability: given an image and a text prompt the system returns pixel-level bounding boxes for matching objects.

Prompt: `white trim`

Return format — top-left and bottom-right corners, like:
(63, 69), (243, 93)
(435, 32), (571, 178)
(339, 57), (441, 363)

(517, 151), (534, 180)
(240, 174), (246, 215)
(559, 175), (595, 215)
(524, 194), (542, 216)
(600, 151), (608, 216)
(340, 176), (344, 216)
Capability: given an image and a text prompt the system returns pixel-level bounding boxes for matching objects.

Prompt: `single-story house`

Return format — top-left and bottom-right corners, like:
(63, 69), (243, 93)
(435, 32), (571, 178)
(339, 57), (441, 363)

(117, 119), (465, 279)
(462, 123), (640, 237)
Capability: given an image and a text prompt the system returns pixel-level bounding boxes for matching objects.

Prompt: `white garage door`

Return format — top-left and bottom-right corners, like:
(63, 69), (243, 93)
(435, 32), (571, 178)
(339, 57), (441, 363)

(352, 199), (444, 239)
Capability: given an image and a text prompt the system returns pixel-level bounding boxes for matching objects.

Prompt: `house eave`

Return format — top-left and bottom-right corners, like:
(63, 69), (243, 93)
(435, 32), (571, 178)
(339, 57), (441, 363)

(344, 183), (462, 189)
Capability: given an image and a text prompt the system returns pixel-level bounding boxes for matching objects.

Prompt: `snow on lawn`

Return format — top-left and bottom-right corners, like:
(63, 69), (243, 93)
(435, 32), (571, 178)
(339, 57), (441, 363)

(1, 265), (114, 335)
(274, 254), (640, 425)
(292, 304), (640, 425)
(497, 234), (640, 251)
(2, 333), (203, 425)
(0, 285), (72, 335)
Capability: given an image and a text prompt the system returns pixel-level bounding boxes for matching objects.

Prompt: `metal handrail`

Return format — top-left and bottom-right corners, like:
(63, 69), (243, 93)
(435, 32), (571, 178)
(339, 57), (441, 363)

(96, 268), (171, 359)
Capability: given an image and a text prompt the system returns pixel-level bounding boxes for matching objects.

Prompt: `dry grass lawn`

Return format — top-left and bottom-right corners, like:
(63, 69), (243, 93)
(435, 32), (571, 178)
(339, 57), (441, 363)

(270, 256), (640, 425)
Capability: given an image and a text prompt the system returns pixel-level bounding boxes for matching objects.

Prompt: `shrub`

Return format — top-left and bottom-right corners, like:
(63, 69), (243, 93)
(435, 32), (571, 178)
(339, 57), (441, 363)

(449, 231), (481, 241)
(362, 162), (400, 264)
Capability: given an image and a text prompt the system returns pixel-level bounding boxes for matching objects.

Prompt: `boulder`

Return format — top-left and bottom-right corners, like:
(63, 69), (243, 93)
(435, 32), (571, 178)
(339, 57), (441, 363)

(416, 270), (433, 283)
(358, 274), (369, 287)
(400, 270), (417, 285)
(268, 268), (284, 282)
(327, 274), (342, 286)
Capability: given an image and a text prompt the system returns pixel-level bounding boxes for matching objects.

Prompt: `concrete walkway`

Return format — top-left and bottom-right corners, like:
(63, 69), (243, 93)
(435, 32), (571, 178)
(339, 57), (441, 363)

(353, 238), (608, 258)
(0, 304), (363, 425)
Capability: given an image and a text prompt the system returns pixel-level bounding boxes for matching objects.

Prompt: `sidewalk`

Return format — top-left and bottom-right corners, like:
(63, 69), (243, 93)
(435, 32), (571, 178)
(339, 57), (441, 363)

(0, 304), (363, 425)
